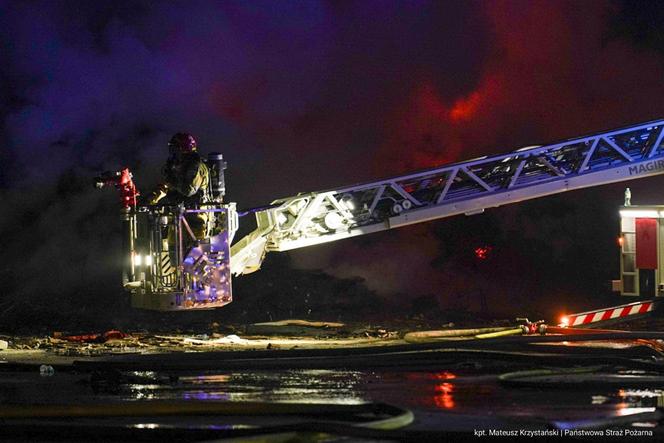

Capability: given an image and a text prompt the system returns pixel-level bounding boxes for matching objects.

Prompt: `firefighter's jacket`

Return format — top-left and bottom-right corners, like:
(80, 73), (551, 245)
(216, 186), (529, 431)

(149, 153), (210, 205)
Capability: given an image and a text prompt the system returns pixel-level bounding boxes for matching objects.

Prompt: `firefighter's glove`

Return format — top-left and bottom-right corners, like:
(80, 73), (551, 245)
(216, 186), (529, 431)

(147, 183), (168, 205)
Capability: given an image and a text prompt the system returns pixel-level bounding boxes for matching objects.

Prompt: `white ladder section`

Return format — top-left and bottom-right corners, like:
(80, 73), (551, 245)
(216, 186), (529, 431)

(231, 119), (664, 275)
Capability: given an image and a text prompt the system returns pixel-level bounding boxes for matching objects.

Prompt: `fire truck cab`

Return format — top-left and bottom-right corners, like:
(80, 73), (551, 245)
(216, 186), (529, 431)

(617, 192), (664, 298)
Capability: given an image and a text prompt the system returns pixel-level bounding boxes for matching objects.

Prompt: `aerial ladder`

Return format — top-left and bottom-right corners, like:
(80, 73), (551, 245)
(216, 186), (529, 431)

(98, 119), (664, 311)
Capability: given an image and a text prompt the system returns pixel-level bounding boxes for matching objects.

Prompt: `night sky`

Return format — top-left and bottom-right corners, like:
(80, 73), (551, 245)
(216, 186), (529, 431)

(2, 0), (664, 329)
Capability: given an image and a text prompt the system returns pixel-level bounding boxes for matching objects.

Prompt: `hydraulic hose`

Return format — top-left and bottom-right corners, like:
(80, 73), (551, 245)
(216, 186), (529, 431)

(499, 368), (664, 432)
(403, 330), (664, 346)
(0, 401), (410, 426)
(475, 328), (523, 339)
(63, 331), (664, 372)
(0, 401), (414, 442)
(499, 366), (664, 388)
(404, 326), (663, 343)
(403, 327), (515, 342)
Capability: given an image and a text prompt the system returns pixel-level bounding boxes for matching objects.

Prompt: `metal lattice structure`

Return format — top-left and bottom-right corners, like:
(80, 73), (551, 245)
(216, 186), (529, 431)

(231, 119), (664, 275)
(127, 205), (238, 310)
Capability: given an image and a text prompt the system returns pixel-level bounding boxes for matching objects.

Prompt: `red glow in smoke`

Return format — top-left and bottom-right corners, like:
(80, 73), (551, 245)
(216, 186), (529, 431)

(380, 74), (503, 173)
(449, 90), (482, 122)
(383, 0), (664, 179)
(379, 81), (464, 172)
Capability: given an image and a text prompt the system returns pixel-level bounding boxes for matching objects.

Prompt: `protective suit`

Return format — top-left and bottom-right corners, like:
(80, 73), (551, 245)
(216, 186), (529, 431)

(149, 133), (211, 239)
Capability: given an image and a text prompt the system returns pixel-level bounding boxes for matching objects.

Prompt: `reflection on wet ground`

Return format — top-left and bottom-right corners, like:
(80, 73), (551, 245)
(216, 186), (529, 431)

(125, 369), (663, 417)
(2, 367), (662, 432)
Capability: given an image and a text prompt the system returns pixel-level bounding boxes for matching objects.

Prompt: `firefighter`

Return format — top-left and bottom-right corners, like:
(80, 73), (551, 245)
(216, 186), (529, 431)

(148, 133), (210, 239)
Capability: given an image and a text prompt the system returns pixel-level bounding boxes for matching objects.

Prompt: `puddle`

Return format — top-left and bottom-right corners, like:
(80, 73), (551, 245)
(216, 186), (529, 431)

(1, 367), (662, 432)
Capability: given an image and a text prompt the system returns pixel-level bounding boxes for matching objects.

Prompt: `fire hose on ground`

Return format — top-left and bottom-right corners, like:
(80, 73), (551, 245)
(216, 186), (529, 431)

(403, 318), (548, 342)
(0, 400), (465, 443)
(61, 330), (664, 372)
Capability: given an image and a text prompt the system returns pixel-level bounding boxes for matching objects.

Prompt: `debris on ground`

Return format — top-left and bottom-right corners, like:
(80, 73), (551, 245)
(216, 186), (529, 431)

(54, 330), (128, 343)
(6, 314), (659, 364)
(183, 334), (248, 345)
(254, 320), (345, 328)
(245, 319), (346, 336)
(0, 321), (409, 363)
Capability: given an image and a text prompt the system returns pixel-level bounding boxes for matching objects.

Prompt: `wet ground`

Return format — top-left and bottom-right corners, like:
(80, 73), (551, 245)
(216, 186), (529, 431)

(0, 365), (662, 440)
(2, 320), (664, 441)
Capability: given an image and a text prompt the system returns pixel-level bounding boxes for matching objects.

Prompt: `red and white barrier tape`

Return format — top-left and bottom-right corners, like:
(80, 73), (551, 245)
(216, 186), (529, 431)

(561, 300), (656, 327)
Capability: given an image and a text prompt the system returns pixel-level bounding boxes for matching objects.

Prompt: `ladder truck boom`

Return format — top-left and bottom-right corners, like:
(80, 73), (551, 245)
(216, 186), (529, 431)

(97, 118), (664, 311)
(231, 119), (664, 276)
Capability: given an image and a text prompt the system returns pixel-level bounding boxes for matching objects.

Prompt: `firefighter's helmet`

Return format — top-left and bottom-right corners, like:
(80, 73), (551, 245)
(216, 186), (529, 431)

(168, 133), (197, 155)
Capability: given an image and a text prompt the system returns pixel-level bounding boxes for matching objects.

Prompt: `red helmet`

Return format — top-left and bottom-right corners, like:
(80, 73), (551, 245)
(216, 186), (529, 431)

(168, 133), (197, 155)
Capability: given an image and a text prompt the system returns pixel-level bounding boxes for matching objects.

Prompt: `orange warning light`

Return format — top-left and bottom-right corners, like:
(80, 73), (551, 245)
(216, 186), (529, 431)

(618, 237), (624, 247)
(559, 315), (569, 328)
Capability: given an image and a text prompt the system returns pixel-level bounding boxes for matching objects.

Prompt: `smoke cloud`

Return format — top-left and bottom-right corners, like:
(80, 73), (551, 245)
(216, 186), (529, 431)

(291, 0), (664, 310)
(1, 0), (664, 326)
